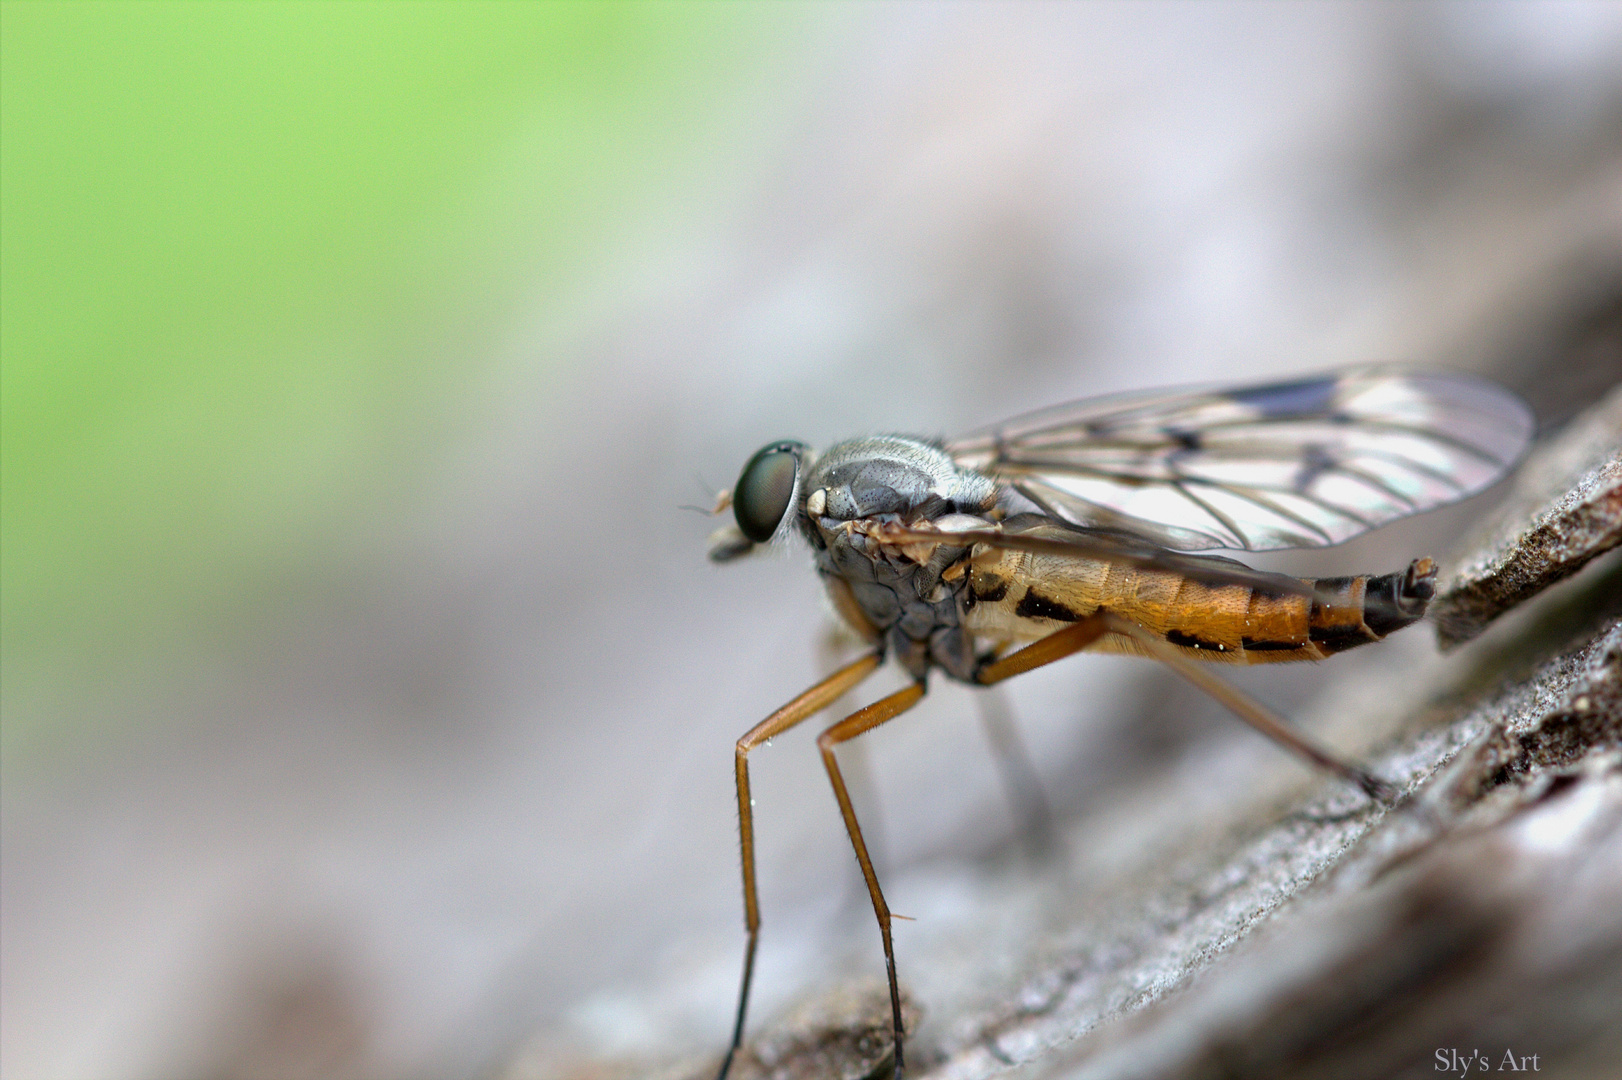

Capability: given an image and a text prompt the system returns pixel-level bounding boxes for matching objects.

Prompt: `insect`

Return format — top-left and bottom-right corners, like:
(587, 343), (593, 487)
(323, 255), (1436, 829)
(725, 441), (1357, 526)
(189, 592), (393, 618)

(705, 365), (1532, 1079)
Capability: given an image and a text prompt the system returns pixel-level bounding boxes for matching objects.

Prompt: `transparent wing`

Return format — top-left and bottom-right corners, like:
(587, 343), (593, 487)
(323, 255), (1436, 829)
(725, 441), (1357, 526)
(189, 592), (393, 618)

(948, 366), (1534, 551)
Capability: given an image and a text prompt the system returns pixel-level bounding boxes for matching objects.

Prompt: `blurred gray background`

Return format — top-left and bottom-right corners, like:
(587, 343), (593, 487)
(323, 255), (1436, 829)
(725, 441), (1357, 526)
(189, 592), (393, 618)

(4, 4), (1620, 1079)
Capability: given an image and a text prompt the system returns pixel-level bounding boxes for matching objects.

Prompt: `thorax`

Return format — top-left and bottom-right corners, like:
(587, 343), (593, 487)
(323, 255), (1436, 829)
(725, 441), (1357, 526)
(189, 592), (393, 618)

(798, 436), (997, 681)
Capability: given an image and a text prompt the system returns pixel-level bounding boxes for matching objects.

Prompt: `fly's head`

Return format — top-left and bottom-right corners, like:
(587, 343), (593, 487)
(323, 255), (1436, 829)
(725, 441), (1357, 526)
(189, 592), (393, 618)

(708, 440), (811, 563)
(707, 436), (998, 564)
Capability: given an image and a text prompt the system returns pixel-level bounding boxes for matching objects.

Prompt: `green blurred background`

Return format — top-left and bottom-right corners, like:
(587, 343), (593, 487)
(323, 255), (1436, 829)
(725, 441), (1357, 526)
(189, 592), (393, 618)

(1, 0), (788, 755)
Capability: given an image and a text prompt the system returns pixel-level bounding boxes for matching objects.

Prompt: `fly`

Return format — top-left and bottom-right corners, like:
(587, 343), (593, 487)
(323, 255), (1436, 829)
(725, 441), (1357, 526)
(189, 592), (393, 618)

(704, 365), (1533, 1079)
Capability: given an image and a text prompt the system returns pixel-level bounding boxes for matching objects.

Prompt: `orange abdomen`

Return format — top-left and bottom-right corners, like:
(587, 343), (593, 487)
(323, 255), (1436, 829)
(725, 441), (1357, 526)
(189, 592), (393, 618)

(1097, 557), (1439, 663)
(965, 549), (1439, 664)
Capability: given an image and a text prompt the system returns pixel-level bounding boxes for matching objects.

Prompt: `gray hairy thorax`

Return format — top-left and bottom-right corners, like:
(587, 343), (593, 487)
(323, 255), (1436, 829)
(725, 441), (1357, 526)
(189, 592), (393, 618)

(798, 436), (1002, 682)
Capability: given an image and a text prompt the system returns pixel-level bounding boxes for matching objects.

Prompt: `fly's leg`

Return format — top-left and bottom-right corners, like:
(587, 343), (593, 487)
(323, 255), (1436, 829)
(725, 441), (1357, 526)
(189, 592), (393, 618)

(818, 626), (890, 894)
(974, 687), (1057, 853)
(975, 612), (1116, 686)
(837, 735), (887, 902)
(816, 680), (929, 1080)
(973, 611), (1394, 802)
(973, 612), (1394, 797)
(717, 652), (883, 1080)
(1103, 616), (1398, 803)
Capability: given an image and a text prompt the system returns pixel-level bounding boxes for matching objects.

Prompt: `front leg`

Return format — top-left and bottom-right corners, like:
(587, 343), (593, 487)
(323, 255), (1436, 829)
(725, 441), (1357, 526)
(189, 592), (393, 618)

(716, 652), (882, 1080)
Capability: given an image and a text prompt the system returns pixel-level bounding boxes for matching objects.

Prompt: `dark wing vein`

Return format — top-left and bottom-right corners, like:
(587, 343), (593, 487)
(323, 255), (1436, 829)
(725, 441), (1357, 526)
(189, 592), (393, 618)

(1192, 479), (1351, 541)
(1320, 460), (1421, 509)
(1166, 479), (1257, 549)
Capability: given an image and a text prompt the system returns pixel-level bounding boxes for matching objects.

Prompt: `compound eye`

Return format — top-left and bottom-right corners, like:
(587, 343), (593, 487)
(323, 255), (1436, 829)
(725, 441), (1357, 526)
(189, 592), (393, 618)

(734, 442), (804, 543)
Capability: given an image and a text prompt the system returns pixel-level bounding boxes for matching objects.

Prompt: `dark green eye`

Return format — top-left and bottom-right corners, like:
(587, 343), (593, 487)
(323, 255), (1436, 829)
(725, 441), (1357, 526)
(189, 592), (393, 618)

(734, 442), (805, 543)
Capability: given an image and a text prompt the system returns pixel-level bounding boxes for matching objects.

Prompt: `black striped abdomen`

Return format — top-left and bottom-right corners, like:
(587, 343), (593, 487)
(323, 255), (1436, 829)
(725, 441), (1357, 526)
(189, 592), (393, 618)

(963, 548), (1438, 664)
(1163, 556), (1437, 663)
(1300, 557), (1437, 656)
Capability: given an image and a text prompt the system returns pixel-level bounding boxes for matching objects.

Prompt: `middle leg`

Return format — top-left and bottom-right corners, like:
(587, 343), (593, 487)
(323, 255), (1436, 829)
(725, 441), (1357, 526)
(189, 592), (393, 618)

(816, 679), (928, 1080)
